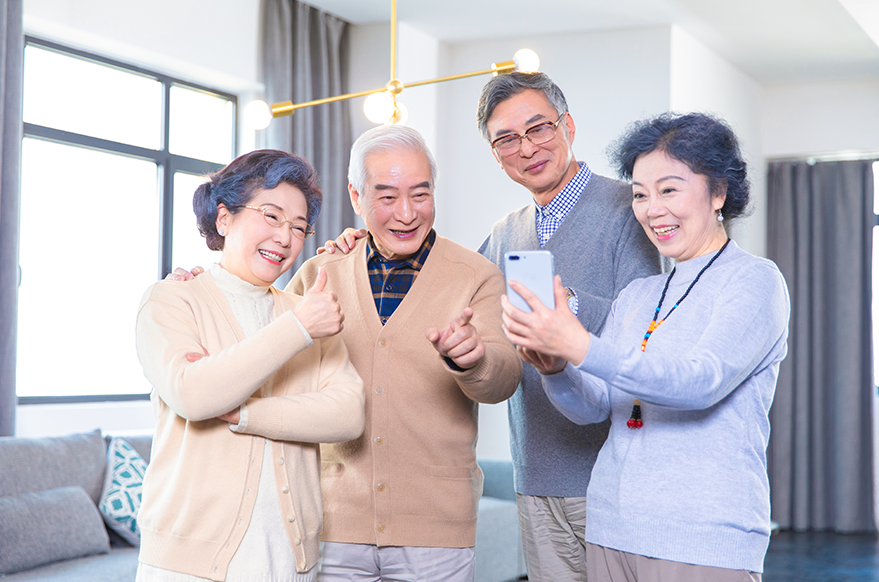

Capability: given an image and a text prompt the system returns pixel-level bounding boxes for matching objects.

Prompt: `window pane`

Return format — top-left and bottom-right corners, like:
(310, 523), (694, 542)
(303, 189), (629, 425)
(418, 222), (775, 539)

(170, 85), (235, 164)
(172, 172), (223, 271)
(23, 45), (162, 150)
(17, 139), (159, 397)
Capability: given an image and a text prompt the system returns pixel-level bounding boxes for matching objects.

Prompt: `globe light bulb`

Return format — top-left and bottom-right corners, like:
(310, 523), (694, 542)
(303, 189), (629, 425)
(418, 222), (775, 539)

(364, 91), (396, 124)
(514, 49), (540, 73)
(244, 100), (273, 130)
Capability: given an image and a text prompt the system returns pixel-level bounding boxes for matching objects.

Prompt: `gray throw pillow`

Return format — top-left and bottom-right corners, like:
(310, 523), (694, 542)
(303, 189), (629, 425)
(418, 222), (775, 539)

(0, 429), (106, 504)
(0, 486), (110, 575)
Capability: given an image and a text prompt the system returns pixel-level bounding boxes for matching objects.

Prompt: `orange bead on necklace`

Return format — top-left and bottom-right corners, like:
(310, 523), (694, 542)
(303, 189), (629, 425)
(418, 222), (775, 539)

(628, 239), (731, 429)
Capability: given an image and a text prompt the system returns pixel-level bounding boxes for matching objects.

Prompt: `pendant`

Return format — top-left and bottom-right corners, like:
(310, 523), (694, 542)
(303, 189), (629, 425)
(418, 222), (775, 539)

(627, 399), (643, 429)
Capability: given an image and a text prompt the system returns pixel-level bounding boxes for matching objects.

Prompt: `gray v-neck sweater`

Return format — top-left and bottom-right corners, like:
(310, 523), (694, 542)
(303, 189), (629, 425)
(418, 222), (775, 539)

(479, 172), (662, 496)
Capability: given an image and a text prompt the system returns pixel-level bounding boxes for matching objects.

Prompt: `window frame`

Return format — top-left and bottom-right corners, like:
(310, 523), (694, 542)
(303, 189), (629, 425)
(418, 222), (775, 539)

(19, 37), (237, 405)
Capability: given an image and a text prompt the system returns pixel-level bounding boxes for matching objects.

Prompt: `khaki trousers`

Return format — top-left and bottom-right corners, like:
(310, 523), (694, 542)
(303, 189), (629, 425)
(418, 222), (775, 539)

(586, 543), (762, 582)
(517, 494), (588, 582)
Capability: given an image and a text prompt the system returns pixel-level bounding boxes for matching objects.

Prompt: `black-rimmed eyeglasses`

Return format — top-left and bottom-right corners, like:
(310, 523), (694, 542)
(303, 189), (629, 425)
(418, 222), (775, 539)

(491, 114), (566, 157)
(239, 205), (315, 240)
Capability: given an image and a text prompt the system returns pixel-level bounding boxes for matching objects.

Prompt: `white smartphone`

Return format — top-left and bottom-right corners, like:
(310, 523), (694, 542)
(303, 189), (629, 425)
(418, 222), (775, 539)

(504, 251), (556, 313)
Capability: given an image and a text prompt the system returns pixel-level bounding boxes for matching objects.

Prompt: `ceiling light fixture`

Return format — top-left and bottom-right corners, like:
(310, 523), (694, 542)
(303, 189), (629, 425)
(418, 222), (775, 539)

(247, 0), (539, 128)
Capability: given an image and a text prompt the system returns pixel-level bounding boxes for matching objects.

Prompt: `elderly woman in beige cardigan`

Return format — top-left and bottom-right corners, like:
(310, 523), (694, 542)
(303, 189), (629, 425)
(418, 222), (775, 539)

(135, 150), (364, 582)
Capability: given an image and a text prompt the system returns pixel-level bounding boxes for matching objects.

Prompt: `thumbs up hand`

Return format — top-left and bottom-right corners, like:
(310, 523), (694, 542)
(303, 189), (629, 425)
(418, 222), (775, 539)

(293, 267), (344, 338)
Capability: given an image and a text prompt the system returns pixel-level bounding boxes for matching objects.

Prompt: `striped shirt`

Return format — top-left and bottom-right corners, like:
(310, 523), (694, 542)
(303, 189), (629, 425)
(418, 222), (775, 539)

(366, 230), (436, 325)
(534, 162), (592, 315)
(535, 162), (592, 247)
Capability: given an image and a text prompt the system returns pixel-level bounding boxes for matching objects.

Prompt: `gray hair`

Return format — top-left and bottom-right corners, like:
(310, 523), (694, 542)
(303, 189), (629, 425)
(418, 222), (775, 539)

(348, 124), (439, 193)
(476, 72), (569, 142)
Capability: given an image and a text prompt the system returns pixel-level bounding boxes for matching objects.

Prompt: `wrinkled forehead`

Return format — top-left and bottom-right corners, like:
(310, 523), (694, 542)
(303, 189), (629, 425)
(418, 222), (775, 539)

(364, 148), (434, 188)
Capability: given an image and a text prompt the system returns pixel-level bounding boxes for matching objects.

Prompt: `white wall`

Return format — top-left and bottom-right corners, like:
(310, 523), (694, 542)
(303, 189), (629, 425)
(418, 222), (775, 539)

(670, 26), (767, 258)
(16, 401), (154, 438)
(762, 78), (879, 158)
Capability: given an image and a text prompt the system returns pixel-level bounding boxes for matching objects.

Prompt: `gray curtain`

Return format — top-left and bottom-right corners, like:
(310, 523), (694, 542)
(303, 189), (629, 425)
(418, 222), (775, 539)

(260, 0), (354, 283)
(0, 0), (23, 437)
(767, 159), (875, 532)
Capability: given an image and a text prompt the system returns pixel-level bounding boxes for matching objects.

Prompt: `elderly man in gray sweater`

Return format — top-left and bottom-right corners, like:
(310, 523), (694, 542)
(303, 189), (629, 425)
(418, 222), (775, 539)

(475, 72), (661, 582)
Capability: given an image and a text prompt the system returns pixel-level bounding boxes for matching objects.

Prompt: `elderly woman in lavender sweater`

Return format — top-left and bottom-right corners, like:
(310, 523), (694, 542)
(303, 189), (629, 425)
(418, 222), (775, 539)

(502, 112), (790, 582)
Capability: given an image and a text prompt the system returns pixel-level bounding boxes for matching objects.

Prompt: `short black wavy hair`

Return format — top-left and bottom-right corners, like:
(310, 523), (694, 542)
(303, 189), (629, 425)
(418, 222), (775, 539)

(193, 149), (322, 251)
(609, 112), (750, 220)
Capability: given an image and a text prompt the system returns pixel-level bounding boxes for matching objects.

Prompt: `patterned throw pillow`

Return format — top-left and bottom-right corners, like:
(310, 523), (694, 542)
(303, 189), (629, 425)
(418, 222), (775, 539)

(98, 437), (147, 546)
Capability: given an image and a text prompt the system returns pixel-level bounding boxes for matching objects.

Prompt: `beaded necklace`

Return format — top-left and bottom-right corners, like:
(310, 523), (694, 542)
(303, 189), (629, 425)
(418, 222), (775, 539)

(627, 238), (731, 429)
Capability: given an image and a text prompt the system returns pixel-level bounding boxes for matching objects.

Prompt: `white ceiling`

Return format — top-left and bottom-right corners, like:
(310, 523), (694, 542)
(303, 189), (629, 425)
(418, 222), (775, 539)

(303, 0), (879, 85)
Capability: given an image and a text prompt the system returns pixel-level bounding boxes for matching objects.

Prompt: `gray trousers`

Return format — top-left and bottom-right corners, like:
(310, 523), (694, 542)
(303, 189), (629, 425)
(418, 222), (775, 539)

(318, 542), (475, 582)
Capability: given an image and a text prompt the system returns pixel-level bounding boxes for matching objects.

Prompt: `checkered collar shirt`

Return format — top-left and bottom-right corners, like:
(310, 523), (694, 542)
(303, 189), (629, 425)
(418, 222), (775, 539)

(366, 229), (436, 325)
(534, 162), (592, 247)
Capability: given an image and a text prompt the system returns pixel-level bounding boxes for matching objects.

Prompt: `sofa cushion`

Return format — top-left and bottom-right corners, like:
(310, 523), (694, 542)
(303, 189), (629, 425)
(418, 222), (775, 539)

(0, 486), (110, 575)
(99, 437), (146, 546)
(0, 429), (106, 505)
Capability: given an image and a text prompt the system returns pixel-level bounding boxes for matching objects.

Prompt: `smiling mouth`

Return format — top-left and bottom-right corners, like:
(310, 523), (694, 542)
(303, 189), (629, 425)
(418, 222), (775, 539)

(525, 160), (548, 173)
(259, 249), (286, 264)
(652, 225), (679, 239)
(390, 228), (418, 237)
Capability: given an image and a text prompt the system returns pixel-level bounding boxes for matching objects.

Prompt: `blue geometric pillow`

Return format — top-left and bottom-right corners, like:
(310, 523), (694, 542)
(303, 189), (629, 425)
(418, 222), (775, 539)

(98, 437), (146, 546)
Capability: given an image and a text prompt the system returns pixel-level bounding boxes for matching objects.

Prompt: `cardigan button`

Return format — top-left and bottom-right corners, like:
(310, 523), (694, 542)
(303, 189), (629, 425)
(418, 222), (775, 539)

(376, 482), (385, 492)
(278, 458), (285, 465)
(289, 516), (296, 523)
(296, 538), (302, 545)
(375, 386), (383, 395)
(378, 339), (386, 347)
(377, 525), (386, 533)
(375, 436), (382, 444)
(282, 487), (289, 494)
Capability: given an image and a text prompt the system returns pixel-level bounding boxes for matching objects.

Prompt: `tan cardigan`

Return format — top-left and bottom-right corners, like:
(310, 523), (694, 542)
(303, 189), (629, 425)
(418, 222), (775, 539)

(135, 272), (365, 580)
(288, 234), (522, 548)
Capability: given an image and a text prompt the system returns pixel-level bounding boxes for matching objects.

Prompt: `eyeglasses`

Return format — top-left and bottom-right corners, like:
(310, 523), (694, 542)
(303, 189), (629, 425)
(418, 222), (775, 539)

(239, 205), (315, 240)
(491, 114), (566, 157)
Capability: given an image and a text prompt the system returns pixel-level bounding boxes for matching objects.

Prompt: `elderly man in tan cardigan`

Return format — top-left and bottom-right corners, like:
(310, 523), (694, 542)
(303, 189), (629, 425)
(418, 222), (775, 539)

(288, 124), (521, 581)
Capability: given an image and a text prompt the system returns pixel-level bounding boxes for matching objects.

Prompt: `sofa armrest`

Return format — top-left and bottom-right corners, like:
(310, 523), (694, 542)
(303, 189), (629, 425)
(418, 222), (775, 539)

(478, 458), (516, 502)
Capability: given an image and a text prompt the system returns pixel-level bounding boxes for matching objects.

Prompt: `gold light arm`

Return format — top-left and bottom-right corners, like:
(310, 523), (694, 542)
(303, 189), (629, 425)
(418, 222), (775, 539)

(404, 61), (516, 89)
(270, 59), (518, 119)
(271, 87), (388, 118)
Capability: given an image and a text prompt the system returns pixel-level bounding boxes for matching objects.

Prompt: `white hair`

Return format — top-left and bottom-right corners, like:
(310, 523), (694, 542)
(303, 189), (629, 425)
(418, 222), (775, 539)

(348, 125), (439, 193)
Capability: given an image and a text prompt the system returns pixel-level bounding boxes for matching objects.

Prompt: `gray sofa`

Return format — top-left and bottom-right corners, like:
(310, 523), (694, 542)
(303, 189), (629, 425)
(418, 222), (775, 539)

(475, 459), (528, 582)
(0, 429), (152, 582)
(0, 430), (525, 582)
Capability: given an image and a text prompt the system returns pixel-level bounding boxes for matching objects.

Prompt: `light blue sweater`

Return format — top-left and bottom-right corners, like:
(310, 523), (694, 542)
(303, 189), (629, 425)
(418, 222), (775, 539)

(543, 241), (790, 573)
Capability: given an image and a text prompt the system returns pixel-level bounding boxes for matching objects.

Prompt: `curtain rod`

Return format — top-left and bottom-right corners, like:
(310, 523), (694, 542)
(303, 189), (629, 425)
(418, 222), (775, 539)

(766, 150), (879, 164)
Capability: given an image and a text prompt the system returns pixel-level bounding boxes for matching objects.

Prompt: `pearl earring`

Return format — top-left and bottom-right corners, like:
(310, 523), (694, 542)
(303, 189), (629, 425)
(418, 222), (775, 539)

(717, 210), (724, 222)
(218, 229), (225, 236)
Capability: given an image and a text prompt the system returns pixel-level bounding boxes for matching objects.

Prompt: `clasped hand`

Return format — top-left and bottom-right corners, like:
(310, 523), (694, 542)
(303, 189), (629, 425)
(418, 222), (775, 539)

(501, 275), (590, 374)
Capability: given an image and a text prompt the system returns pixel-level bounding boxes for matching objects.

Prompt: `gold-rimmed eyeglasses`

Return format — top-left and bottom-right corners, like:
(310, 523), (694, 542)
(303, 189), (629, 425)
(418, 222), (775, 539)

(491, 114), (566, 157)
(239, 205), (315, 240)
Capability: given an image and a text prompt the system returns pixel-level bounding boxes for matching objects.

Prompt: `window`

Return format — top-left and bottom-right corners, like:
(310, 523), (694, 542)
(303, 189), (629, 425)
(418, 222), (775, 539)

(18, 38), (236, 401)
